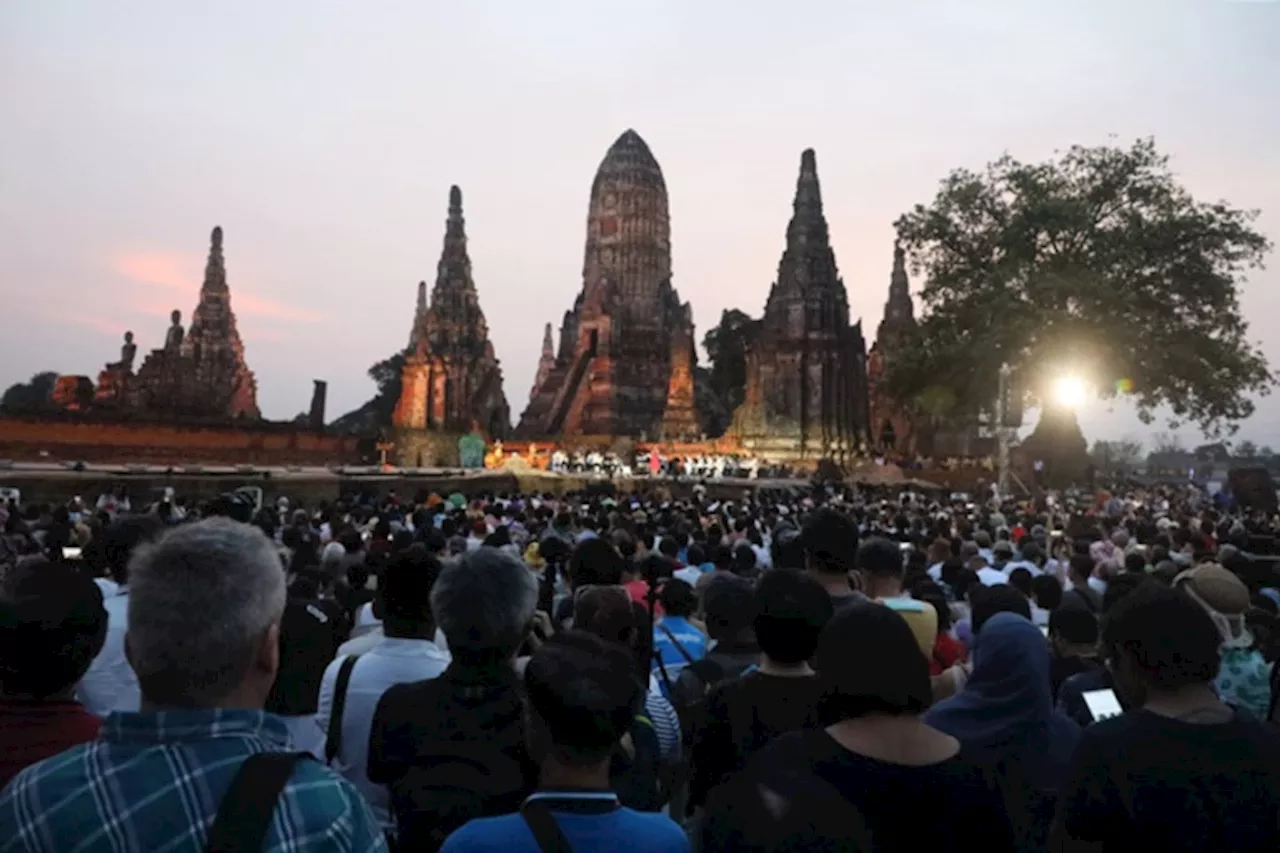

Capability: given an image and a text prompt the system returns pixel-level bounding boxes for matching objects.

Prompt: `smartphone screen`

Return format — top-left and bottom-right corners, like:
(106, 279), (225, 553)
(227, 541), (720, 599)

(1082, 688), (1124, 722)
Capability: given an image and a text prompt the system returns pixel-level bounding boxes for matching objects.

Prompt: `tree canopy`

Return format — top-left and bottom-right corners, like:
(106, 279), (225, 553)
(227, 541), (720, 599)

(327, 352), (404, 433)
(702, 308), (758, 416)
(1, 371), (59, 413)
(885, 138), (1273, 437)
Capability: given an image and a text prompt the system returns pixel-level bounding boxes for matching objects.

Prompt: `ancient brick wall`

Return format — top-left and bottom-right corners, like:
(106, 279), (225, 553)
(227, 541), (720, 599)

(0, 416), (362, 466)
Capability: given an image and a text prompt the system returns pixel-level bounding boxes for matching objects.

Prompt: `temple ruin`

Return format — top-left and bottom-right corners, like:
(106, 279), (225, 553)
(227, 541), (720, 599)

(730, 149), (871, 459)
(517, 129), (700, 440)
(392, 186), (510, 463)
(90, 226), (260, 420)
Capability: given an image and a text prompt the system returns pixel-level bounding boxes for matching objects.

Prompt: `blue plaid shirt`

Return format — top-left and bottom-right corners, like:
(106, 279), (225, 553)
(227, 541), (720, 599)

(0, 709), (387, 853)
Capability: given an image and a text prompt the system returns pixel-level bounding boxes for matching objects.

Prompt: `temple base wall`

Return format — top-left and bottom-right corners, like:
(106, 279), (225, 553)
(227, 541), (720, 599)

(0, 414), (362, 466)
(392, 428), (462, 468)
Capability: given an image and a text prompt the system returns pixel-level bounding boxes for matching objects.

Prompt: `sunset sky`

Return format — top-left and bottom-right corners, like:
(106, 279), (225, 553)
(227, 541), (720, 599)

(2, 0), (1277, 446)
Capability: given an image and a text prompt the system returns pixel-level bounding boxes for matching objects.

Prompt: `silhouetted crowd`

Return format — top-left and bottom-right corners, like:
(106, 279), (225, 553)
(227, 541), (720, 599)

(3, 483), (1280, 852)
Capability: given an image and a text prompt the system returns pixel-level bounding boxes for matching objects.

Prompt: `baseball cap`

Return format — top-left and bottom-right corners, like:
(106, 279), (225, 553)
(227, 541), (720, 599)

(1174, 563), (1250, 615)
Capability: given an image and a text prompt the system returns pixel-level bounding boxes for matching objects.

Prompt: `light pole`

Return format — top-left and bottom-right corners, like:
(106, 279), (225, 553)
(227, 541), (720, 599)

(996, 363), (1012, 498)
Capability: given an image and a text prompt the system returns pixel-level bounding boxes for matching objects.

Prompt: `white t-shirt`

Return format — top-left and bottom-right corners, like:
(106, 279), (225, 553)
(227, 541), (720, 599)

(78, 590), (140, 715)
(977, 567), (1009, 587)
(673, 566), (703, 588)
(317, 637), (451, 830)
(752, 544), (773, 570)
(92, 577), (120, 599)
(1003, 559), (1043, 578)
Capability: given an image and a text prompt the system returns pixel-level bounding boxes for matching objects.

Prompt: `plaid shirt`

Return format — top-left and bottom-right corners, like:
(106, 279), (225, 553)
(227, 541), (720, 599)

(0, 709), (387, 853)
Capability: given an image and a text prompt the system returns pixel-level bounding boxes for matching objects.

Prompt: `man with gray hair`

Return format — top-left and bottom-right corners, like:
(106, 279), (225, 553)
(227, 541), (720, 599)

(369, 546), (541, 851)
(0, 518), (386, 853)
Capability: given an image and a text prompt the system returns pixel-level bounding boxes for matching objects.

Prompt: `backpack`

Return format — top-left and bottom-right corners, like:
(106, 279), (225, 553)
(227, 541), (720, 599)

(387, 680), (533, 852)
(610, 711), (664, 812)
(392, 740), (532, 851)
(657, 650), (757, 742)
(700, 731), (873, 853)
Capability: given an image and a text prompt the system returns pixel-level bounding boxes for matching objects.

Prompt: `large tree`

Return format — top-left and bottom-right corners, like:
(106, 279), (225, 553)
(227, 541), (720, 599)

(702, 308), (759, 415)
(1, 371), (59, 413)
(886, 138), (1273, 437)
(327, 352), (404, 433)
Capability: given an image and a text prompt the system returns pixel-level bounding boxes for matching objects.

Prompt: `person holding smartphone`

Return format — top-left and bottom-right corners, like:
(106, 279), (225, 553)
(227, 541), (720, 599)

(1054, 583), (1280, 852)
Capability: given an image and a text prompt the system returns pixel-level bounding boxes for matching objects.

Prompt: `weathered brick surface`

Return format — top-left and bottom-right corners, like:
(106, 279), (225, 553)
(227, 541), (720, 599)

(394, 186), (509, 439)
(517, 130), (699, 439)
(731, 149), (871, 460)
(0, 415), (361, 466)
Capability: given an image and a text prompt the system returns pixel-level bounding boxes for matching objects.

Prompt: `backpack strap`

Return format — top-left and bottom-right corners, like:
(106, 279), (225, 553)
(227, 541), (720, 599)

(658, 624), (697, 666)
(520, 800), (574, 853)
(324, 654), (360, 763)
(205, 752), (308, 853)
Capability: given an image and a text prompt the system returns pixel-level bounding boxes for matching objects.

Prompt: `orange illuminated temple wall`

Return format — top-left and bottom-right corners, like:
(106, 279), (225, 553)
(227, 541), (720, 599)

(0, 414), (364, 467)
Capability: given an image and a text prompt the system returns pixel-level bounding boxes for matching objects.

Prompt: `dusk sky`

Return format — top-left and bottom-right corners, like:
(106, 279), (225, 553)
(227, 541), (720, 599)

(2, 1), (1278, 447)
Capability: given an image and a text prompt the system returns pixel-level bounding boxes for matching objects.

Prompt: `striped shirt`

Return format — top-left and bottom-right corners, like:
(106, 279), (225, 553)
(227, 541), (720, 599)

(643, 677), (682, 760)
(0, 709), (386, 853)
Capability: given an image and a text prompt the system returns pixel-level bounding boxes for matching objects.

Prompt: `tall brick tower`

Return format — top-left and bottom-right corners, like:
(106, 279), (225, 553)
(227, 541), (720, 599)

(518, 129), (697, 438)
(731, 149), (870, 459)
(393, 186), (509, 443)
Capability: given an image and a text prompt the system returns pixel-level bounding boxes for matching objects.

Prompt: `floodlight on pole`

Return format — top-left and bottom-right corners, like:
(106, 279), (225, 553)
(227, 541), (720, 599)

(1053, 375), (1087, 409)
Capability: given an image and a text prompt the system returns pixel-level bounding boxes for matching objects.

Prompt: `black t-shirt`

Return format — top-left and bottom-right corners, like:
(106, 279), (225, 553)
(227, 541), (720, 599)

(703, 728), (1014, 853)
(369, 663), (539, 849)
(1055, 708), (1280, 852)
(1051, 654), (1102, 701)
(334, 583), (374, 622)
(265, 597), (349, 715)
(1061, 586), (1101, 614)
(830, 591), (870, 613)
(689, 672), (824, 808)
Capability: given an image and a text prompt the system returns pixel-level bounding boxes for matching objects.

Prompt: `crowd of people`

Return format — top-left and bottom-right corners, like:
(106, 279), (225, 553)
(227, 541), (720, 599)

(544, 450), (773, 480)
(2, 480), (1280, 851)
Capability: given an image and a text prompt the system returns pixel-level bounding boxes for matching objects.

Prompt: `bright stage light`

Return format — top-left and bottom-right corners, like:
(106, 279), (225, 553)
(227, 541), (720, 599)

(1053, 376), (1088, 409)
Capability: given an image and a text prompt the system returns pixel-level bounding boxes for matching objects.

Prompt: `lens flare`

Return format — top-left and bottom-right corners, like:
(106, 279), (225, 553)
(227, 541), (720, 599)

(1054, 376), (1087, 409)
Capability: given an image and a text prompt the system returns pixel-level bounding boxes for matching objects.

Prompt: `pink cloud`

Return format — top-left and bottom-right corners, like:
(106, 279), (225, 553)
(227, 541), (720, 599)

(107, 250), (321, 325)
(110, 250), (193, 292)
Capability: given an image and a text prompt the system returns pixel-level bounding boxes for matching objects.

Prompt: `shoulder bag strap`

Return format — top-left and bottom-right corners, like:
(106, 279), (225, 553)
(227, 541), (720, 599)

(205, 752), (308, 853)
(520, 800), (574, 853)
(324, 654), (360, 763)
(652, 646), (678, 700)
(658, 623), (697, 666)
